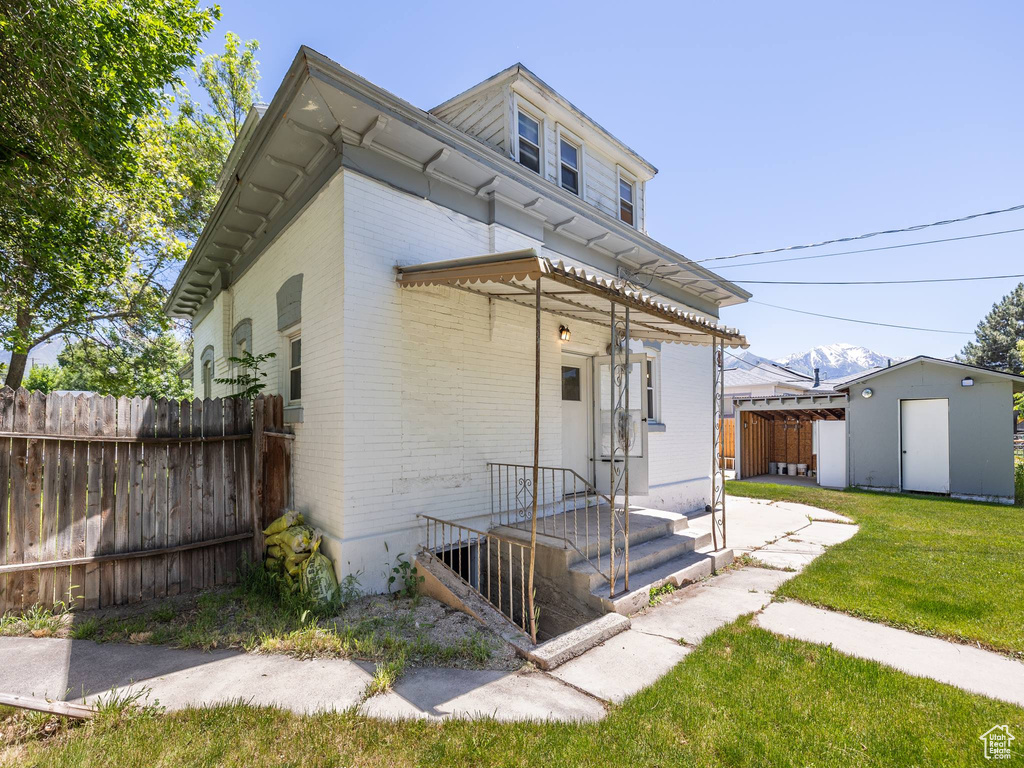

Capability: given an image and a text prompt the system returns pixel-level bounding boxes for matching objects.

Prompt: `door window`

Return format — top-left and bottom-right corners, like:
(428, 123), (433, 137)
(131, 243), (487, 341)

(561, 366), (581, 401)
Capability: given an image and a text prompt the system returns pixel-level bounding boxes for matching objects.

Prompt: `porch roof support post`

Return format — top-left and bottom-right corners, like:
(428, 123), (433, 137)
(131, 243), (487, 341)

(711, 337), (727, 549)
(527, 277), (541, 644)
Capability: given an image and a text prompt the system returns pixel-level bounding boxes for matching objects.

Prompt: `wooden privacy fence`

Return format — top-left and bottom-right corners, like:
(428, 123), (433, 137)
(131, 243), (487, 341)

(721, 417), (735, 470)
(0, 390), (292, 615)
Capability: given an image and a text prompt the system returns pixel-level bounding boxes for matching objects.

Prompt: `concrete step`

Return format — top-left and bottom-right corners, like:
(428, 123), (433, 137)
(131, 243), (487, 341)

(590, 546), (735, 616)
(568, 528), (712, 595)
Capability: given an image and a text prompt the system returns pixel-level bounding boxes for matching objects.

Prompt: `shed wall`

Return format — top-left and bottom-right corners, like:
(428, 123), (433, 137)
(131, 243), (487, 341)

(846, 361), (1015, 500)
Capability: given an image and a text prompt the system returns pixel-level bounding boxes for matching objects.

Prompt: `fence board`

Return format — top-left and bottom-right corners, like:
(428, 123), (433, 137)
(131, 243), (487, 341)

(0, 389), (15, 610)
(9, 389), (30, 610)
(205, 398), (224, 585)
(113, 398), (131, 605)
(140, 399), (157, 601)
(55, 395), (75, 607)
(98, 397), (116, 608)
(0, 392), (279, 615)
(178, 401), (192, 595)
(83, 397), (103, 610)
(38, 394), (62, 606)
(128, 398), (144, 603)
(190, 399), (205, 591)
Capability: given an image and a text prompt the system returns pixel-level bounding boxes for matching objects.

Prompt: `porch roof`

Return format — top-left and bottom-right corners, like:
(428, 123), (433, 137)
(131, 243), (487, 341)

(396, 249), (749, 348)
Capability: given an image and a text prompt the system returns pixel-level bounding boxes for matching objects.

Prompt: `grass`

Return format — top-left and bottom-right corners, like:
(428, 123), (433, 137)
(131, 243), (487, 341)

(3, 616), (1021, 767)
(727, 480), (1024, 656)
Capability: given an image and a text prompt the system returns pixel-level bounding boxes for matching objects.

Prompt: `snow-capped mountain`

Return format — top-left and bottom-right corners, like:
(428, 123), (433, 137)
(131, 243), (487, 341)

(775, 343), (896, 379)
(724, 350), (778, 370)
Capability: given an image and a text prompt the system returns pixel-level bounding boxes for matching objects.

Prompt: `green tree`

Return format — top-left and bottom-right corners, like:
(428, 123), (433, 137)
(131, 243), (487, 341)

(53, 334), (193, 400)
(22, 363), (62, 394)
(1, 24), (261, 390)
(959, 283), (1024, 374)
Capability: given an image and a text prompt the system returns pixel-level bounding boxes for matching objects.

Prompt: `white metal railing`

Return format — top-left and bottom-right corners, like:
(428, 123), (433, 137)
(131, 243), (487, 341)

(487, 462), (623, 588)
(418, 513), (535, 637)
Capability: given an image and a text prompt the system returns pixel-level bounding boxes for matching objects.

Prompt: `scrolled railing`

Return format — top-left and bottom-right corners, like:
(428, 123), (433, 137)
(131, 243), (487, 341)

(488, 462), (623, 590)
(418, 513), (536, 641)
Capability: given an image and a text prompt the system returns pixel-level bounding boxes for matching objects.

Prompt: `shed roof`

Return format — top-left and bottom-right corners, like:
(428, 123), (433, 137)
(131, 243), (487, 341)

(834, 356), (1024, 393)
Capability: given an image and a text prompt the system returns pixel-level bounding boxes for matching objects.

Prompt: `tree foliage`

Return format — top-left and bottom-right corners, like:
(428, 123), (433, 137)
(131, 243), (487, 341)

(0, 12), (261, 394)
(959, 283), (1024, 374)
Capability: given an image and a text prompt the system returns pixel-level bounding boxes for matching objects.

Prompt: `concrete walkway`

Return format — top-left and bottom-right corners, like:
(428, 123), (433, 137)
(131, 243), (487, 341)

(0, 496), (852, 721)
(756, 602), (1024, 707)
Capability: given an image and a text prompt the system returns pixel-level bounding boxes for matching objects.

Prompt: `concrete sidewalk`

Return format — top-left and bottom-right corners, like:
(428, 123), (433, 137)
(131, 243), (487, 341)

(756, 601), (1024, 707)
(0, 496), (856, 721)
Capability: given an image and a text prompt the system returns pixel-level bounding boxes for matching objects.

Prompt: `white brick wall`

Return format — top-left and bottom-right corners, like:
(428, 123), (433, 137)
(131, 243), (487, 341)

(192, 168), (715, 593)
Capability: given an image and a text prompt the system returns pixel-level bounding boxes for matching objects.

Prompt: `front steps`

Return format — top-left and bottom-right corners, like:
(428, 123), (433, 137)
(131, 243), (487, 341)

(492, 507), (734, 635)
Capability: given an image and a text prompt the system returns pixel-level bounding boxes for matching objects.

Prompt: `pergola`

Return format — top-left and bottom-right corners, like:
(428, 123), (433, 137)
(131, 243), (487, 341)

(398, 249), (747, 641)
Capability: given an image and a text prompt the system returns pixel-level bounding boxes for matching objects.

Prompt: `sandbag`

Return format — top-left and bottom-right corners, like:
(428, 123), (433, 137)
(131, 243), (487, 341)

(300, 540), (339, 606)
(276, 524), (319, 554)
(266, 544), (284, 559)
(284, 550), (310, 576)
(265, 556), (283, 573)
(263, 509), (303, 537)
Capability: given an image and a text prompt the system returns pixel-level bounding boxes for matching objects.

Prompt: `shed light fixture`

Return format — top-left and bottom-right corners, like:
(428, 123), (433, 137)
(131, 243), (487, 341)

(961, 377), (974, 387)
(862, 388), (873, 399)
(558, 325), (571, 342)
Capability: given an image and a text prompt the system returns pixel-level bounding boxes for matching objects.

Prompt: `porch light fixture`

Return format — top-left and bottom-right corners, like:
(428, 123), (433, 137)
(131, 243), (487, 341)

(961, 377), (974, 387)
(862, 388), (873, 399)
(559, 325), (571, 342)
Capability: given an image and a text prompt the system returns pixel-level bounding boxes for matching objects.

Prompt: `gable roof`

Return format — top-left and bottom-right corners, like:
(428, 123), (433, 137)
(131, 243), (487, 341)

(431, 63), (657, 178)
(724, 361), (813, 388)
(835, 356), (1024, 392)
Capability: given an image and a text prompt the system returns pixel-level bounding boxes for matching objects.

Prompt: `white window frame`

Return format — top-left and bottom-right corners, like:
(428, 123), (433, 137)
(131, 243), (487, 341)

(556, 125), (584, 197)
(617, 167), (638, 228)
(286, 331), (302, 405)
(513, 95), (544, 176)
(645, 352), (662, 425)
(202, 359), (213, 400)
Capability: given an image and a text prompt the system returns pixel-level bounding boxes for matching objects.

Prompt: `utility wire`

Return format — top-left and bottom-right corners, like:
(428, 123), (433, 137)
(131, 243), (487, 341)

(695, 204), (1024, 264)
(729, 272), (1024, 286)
(708, 227), (1024, 270)
(749, 300), (972, 335)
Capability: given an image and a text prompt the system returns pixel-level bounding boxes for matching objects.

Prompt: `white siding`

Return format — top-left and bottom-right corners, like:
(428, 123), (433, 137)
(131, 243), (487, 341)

(432, 84), (509, 154)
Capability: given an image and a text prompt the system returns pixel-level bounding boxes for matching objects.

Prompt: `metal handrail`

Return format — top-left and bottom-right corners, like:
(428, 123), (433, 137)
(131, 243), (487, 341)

(417, 513), (535, 641)
(487, 462), (627, 588)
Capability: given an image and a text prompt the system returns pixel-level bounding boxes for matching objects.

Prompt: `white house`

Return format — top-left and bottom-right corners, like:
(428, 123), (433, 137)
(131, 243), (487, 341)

(167, 48), (750, 603)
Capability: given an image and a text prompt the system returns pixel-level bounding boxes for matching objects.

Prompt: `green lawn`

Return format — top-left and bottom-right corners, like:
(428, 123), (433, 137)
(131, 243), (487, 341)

(727, 480), (1024, 656)
(4, 617), (1022, 767)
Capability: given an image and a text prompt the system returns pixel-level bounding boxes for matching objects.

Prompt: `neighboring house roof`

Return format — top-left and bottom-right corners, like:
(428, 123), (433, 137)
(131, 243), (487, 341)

(724, 361), (814, 389)
(834, 356), (1024, 393)
(431, 63), (657, 178)
(166, 46), (750, 319)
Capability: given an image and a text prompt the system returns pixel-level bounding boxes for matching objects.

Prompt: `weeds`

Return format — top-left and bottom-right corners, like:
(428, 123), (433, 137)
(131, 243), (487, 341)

(648, 583), (677, 606)
(387, 553), (423, 600)
(0, 601), (71, 637)
(364, 651), (407, 698)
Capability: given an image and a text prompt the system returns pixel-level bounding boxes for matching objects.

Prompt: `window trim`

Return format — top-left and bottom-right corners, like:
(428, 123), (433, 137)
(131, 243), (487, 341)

(286, 331), (302, 405)
(514, 96), (544, 176)
(556, 125), (584, 197)
(641, 345), (663, 428)
(617, 167), (637, 228)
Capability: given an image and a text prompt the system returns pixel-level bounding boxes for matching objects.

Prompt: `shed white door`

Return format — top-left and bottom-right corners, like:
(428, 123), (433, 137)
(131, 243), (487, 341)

(594, 354), (649, 496)
(561, 354), (591, 483)
(900, 398), (950, 493)
(815, 420), (847, 489)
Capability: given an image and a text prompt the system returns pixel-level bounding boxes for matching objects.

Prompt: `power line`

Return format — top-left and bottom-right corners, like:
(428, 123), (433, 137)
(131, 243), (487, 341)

(707, 227), (1024, 270)
(695, 204), (1024, 265)
(749, 300), (972, 335)
(730, 272), (1024, 287)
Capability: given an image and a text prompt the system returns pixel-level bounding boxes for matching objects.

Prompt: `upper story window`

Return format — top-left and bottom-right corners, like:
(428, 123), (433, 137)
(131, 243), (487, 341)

(619, 176), (635, 227)
(559, 137), (580, 196)
(516, 110), (541, 174)
(202, 360), (213, 399)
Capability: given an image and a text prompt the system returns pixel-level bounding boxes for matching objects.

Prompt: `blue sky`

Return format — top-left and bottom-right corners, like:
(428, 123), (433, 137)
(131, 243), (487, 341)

(203, 0), (1023, 361)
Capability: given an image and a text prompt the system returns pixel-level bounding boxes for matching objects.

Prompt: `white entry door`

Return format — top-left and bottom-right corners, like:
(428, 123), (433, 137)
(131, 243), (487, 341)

(900, 398), (950, 494)
(594, 353), (649, 496)
(560, 354), (592, 483)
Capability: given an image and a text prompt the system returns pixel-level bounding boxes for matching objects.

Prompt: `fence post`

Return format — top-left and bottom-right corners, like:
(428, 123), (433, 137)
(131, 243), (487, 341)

(251, 396), (266, 556)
